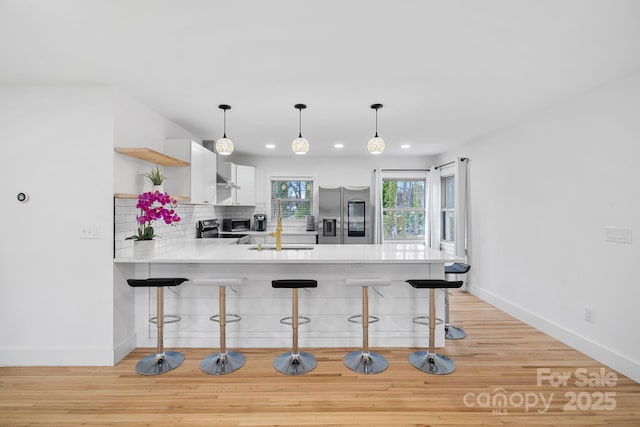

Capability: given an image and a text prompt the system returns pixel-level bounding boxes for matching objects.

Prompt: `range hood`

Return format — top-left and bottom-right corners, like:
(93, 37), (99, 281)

(202, 141), (242, 189)
(217, 173), (241, 189)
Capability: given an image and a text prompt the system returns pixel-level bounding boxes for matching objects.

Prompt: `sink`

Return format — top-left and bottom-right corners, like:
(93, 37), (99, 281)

(247, 244), (315, 251)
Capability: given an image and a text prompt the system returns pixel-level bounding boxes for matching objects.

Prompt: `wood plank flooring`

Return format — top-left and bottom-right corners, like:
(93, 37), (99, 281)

(1, 291), (638, 426)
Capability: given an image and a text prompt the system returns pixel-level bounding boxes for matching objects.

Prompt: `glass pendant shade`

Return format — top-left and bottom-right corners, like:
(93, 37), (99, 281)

(291, 137), (309, 154)
(291, 103), (310, 154)
(367, 103), (385, 154)
(215, 137), (234, 155)
(367, 136), (385, 154)
(216, 104), (234, 155)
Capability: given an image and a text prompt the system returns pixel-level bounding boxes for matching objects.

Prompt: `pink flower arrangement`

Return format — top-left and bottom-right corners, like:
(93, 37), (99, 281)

(126, 191), (181, 240)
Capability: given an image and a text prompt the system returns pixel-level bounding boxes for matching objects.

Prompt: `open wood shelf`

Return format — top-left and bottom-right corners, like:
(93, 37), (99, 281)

(115, 147), (190, 166)
(114, 193), (191, 201)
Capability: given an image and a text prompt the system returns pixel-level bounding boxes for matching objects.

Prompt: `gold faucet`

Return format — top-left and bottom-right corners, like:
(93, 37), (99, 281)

(270, 198), (283, 251)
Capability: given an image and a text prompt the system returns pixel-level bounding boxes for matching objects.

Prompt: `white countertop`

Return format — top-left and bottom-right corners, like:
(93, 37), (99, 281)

(114, 240), (461, 264)
(218, 229), (318, 236)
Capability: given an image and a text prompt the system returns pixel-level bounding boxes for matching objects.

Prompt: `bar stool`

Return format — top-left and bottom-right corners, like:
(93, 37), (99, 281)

(126, 278), (188, 375)
(272, 279), (318, 375)
(444, 263), (471, 340)
(193, 277), (247, 375)
(406, 279), (463, 375)
(343, 278), (391, 374)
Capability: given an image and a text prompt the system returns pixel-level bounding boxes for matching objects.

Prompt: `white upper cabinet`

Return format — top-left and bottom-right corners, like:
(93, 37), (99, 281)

(164, 139), (217, 204)
(217, 162), (255, 205)
(236, 164), (255, 205)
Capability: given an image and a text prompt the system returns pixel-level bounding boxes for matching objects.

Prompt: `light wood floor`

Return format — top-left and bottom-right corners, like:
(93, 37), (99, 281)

(1, 291), (638, 427)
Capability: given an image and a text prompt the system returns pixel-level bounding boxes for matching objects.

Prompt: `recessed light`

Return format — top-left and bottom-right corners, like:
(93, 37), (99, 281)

(265, 144), (276, 149)
(334, 143), (344, 149)
(401, 144), (411, 149)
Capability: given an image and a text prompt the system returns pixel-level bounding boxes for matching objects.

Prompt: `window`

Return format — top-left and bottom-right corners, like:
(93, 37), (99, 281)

(270, 179), (314, 220)
(441, 175), (455, 242)
(382, 178), (425, 241)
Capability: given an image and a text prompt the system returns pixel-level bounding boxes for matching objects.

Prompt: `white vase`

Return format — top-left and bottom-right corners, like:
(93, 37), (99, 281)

(152, 184), (164, 194)
(134, 239), (156, 259)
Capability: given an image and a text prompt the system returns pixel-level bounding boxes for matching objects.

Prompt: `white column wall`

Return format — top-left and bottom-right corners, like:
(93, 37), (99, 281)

(438, 72), (640, 382)
(0, 85), (200, 366)
(0, 85), (115, 365)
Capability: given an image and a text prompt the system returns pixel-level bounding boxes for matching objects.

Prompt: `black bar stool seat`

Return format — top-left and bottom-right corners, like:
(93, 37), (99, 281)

(407, 279), (463, 375)
(126, 278), (188, 375)
(272, 279), (317, 375)
(443, 263), (471, 340)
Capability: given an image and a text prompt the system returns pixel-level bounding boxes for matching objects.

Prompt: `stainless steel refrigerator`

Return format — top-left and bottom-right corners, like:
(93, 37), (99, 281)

(318, 186), (371, 244)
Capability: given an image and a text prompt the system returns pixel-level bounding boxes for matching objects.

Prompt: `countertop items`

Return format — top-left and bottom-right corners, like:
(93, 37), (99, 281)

(114, 240), (459, 264)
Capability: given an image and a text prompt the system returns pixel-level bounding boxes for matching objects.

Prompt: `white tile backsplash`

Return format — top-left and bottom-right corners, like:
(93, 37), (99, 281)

(113, 198), (260, 258)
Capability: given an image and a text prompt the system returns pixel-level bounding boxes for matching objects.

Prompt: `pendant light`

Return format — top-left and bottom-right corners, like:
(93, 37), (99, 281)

(367, 103), (385, 155)
(291, 103), (310, 155)
(215, 104), (234, 156)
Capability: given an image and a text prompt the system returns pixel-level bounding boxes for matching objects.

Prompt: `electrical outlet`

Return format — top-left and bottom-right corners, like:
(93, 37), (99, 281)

(584, 307), (594, 323)
(80, 224), (100, 239)
(605, 226), (632, 244)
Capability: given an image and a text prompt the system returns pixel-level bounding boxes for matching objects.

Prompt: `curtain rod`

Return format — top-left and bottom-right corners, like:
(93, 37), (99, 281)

(434, 157), (467, 170)
(374, 168), (430, 172)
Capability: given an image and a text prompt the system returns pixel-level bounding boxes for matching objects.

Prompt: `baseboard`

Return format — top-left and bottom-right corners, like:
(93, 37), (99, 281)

(469, 286), (640, 384)
(113, 333), (137, 364)
(0, 346), (114, 366)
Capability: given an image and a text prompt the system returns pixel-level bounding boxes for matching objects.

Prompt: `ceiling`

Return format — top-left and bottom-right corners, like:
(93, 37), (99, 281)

(1, 1), (640, 157)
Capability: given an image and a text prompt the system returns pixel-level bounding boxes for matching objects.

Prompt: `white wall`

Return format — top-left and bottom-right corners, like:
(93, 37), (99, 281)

(0, 85), (115, 365)
(0, 85), (200, 366)
(232, 154), (435, 206)
(438, 72), (640, 382)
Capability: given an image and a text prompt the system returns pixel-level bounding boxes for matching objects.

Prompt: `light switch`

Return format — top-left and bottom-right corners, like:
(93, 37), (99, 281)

(80, 224), (100, 239)
(605, 226), (632, 244)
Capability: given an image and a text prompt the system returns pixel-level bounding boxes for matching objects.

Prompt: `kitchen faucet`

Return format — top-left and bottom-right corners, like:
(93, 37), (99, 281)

(270, 198), (283, 251)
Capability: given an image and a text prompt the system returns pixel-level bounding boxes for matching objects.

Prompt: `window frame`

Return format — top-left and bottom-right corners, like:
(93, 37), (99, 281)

(441, 174), (455, 243)
(268, 176), (316, 224)
(381, 172), (427, 242)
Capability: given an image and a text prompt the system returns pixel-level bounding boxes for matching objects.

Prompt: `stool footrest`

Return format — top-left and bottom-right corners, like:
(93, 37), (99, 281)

(149, 314), (181, 325)
(210, 313), (242, 323)
(347, 314), (380, 324)
(412, 315), (443, 326)
(280, 315), (311, 326)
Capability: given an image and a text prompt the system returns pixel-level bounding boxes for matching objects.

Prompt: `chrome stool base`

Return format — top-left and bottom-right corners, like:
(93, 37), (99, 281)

(409, 350), (456, 375)
(344, 350), (388, 374)
(135, 351), (185, 376)
(273, 351), (317, 375)
(445, 324), (467, 340)
(200, 351), (246, 375)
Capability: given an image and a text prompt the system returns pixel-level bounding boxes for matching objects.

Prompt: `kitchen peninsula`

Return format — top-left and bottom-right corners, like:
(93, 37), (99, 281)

(113, 241), (461, 355)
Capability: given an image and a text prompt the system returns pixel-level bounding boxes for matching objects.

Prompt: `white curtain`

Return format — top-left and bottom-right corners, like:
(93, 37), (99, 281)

(370, 169), (383, 244)
(454, 158), (469, 259)
(429, 166), (442, 249)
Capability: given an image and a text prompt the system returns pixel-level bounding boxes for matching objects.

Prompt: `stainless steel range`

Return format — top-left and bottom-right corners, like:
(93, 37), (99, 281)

(196, 219), (219, 238)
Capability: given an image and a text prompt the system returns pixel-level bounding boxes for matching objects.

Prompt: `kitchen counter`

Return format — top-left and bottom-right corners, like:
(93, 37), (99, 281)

(218, 229), (318, 237)
(114, 240), (456, 264)
(114, 241), (462, 354)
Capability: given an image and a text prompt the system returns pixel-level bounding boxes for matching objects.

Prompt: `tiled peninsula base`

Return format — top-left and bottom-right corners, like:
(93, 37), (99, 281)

(130, 263), (447, 349)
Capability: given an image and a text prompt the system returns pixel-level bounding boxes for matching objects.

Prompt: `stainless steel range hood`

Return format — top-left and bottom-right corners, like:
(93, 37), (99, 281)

(203, 141), (242, 189)
(217, 172), (241, 189)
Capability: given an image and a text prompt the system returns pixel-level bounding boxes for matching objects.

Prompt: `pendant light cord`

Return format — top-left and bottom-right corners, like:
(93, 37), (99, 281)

(298, 108), (302, 138)
(375, 108), (379, 137)
(223, 109), (227, 138)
